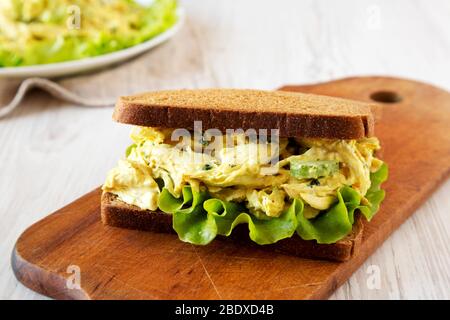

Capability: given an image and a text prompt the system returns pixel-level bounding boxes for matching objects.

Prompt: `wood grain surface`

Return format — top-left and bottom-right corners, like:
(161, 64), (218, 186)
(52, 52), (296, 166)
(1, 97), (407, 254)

(10, 76), (450, 300)
(2, 0), (450, 300)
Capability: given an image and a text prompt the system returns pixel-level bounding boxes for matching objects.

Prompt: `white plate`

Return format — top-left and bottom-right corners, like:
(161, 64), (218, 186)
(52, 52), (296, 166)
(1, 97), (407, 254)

(0, 8), (184, 79)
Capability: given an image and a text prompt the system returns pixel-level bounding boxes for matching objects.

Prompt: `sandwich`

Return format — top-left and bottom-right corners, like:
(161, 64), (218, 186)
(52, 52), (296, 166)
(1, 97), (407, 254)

(101, 89), (388, 261)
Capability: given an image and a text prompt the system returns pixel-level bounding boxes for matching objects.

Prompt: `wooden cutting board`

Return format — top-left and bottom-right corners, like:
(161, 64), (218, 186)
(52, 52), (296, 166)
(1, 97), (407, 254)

(12, 76), (450, 300)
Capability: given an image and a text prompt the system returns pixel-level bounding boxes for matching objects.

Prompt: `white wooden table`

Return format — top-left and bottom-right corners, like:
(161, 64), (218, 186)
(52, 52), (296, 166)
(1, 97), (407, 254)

(1, 0), (449, 300)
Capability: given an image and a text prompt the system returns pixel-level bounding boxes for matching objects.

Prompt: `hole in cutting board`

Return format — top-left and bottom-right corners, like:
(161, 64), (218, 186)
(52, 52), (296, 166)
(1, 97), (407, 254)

(370, 90), (402, 103)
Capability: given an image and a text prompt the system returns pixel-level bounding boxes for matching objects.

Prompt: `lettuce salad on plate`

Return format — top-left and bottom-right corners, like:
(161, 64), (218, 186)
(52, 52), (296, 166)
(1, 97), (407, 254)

(0, 0), (177, 67)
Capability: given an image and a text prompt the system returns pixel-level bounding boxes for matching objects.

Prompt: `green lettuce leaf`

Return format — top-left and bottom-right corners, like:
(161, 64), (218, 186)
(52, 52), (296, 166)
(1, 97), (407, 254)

(295, 187), (353, 244)
(203, 198), (299, 245)
(157, 163), (388, 245)
(159, 186), (298, 245)
(158, 186), (213, 244)
(358, 163), (389, 221)
(295, 163), (388, 243)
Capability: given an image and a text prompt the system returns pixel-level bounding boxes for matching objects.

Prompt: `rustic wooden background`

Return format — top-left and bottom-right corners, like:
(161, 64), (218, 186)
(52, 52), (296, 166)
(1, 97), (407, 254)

(1, 0), (449, 299)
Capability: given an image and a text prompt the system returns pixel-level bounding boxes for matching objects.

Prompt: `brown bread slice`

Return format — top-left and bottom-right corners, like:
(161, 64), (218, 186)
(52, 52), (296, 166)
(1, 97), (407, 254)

(101, 192), (364, 262)
(113, 89), (375, 139)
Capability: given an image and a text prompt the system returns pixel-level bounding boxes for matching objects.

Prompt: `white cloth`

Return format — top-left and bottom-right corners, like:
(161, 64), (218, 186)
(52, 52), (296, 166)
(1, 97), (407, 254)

(0, 78), (115, 119)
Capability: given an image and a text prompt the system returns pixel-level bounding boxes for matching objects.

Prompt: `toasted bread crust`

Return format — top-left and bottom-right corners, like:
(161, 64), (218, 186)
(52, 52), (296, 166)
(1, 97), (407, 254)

(113, 89), (374, 139)
(101, 192), (363, 261)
